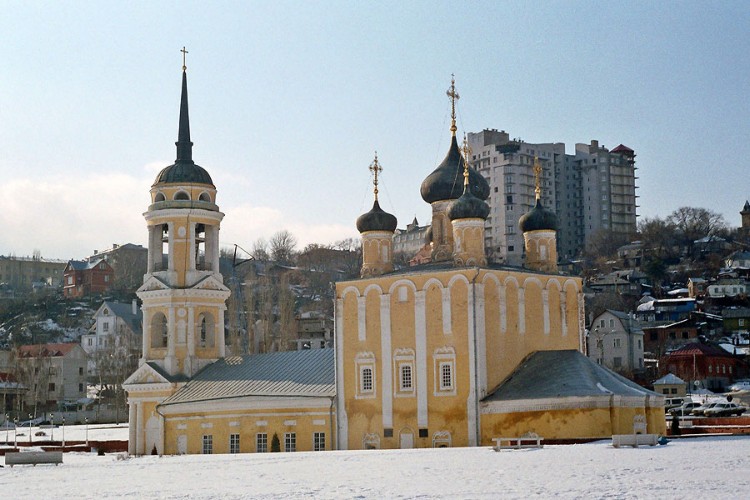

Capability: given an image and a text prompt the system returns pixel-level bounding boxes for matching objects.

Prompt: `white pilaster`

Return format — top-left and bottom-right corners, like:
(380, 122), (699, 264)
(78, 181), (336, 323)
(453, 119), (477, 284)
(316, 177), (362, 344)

(217, 307), (226, 357)
(499, 283), (507, 334)
(542, 289), (550, 335)
(335, 298), (348, 450)
(474, 283), (487, 399)
(415, 290), (428, 428)
(560, 291), (568, 337)
(380, 294), (393, 429)
(518, 288), (526, 335)
(357, 296), (366, 342)
(441, 287), (452, 334)
(466, 289), (477, 447)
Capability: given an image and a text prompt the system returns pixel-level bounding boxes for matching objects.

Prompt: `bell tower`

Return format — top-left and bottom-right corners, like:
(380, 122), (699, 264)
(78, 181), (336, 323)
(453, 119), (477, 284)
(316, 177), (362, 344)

(136, 53), (230, 378)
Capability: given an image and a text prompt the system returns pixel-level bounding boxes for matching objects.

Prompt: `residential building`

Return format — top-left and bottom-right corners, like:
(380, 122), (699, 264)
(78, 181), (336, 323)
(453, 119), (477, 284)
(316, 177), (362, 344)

(652, 373), (687, 397)
(295, 311), (332, 350)
(636, 298), (696, 323)
(722, 308), (750, 334)
(81, 301), (143, 380)
(87, 243), (148, 291)
(587, 310), (645, 374)
(642, 318), (700, 358)
(468, 130), (638, 265)
(725, 251), (750, 271)
(392, 217), (430, 263)
(62, 258), (114, 299)
(662, 342), (745, 392)
(0, 254), (67, 295)
(707, 278), (750, 299)
(688, 277), (707, 299)
(15, 343), (87, 412)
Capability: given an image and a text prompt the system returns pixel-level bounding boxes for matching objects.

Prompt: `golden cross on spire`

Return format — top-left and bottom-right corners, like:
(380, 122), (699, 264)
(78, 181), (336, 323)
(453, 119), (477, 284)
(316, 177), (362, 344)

(462, 133), (472, 188)
(446, 74), (460, 136)
(369, 151), (382, 201)
(533, 155), (542, 200)
(181, 46), (189, 71)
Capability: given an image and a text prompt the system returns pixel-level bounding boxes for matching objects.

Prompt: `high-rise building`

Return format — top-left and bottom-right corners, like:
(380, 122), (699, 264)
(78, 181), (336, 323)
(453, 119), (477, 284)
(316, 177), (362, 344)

(467, 130), (638, 265)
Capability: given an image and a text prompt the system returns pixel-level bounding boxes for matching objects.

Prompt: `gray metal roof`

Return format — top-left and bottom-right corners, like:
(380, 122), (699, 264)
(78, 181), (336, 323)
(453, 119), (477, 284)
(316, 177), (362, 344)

(161, 348), (335, 405)
(483, 350), (658, 402)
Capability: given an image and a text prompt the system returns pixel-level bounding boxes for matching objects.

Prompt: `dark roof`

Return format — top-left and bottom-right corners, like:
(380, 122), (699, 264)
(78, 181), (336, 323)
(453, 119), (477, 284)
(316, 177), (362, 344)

(420, 135), (489, 203)
(668, 342), (735, 358)
(146, 362), (190, 383)
(448, 184), (490, 221)
(356, 200), (397, 233)
(66, 258), (109, 271)
(153, 69), (214, 187)
(18, 343), (81, 358)
(161, 348), (335, 405)
(519, 198), (558, 232)
(483, 350), (657, 401)
(99, 301), (143, 334)
(611, 144), (634, 154)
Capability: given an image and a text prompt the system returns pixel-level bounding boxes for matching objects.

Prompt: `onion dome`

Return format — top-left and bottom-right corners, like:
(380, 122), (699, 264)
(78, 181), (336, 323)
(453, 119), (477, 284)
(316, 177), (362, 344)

(448, 187), (490, 221)
(356, 200), (397, 233)
(519, 199), (558, 232)
(420, 135), (489, 203)
(153, 68), (214, 187)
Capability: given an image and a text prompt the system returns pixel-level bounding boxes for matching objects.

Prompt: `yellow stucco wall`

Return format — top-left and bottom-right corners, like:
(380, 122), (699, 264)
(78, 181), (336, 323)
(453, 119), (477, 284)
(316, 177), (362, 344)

(336, 266), (585, 449)
(160, 405), (335, 454)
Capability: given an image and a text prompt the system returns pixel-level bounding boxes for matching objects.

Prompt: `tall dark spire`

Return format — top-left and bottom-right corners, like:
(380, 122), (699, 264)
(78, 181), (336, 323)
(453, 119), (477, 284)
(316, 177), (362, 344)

(175, 59), (193, 163)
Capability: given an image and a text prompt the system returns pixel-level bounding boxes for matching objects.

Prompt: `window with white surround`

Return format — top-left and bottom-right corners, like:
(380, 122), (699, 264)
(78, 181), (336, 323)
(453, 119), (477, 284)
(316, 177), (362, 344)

(229, 434), (240, 454)
(313, 432), (325, 451)
(202, 435), (213, 454)
(256, 433), (267, 453)
(433, 346), (457, 396)
(355, 352), (376, 398)
(285, 432), (296, 452)
(394, 348), (416, 396)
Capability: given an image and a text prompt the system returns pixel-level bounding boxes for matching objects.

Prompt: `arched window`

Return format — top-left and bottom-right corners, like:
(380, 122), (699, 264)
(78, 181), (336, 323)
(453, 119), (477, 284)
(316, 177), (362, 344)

(154, 192), (166, 202)
(198, 313), (215, 348)
(151, 312), (168, 348)
(174, 191), (190, 201)
(199, 192), (211, 202)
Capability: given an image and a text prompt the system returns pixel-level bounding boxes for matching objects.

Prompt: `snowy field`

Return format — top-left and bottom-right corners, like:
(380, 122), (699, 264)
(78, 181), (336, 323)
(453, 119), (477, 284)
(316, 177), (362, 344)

(3, 430), (750, 499)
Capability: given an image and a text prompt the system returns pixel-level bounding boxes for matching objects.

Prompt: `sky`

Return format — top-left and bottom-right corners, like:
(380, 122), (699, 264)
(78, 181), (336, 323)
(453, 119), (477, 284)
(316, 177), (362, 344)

(1, 1), (748, 260)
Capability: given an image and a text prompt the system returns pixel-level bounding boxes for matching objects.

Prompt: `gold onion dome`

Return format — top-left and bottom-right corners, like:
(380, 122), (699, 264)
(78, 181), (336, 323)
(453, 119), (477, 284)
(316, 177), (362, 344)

(154, 59), (214, 187)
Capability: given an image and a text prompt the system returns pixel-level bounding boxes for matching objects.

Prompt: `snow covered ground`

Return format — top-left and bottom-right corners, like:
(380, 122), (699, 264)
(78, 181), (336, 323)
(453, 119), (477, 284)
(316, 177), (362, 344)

(3, 429), (750, 499)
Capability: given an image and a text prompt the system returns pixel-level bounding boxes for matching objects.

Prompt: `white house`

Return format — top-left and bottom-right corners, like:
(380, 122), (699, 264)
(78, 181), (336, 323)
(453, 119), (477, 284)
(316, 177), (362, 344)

(81, 301), (142, 379)
(588, 310), (645, 374)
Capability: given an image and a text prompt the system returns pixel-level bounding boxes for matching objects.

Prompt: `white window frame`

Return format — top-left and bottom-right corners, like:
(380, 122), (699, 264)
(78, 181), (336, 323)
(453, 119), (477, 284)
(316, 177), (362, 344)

(284, 432), (296, 452)
(394, 348), (416, 397)
(313, 432), (325, 451)
(433, 346), (457, 396)
(229, 433), (240, 454)
(355, 352), (376, 399)
(202, 435), (213, 454)
(256, 433), (268, 453)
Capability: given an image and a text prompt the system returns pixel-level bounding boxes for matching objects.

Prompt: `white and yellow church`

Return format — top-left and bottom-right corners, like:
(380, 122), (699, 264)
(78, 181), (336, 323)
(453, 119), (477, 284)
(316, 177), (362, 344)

(125, 65), (663, 456)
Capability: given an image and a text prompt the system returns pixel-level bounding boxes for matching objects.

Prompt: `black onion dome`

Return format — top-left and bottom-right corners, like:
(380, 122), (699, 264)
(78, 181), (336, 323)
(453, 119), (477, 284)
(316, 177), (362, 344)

(519, 199), (559, 232)
(356, 200), (397, 233)
(448, 187), (490, 221)
(421, 135), (490, 203)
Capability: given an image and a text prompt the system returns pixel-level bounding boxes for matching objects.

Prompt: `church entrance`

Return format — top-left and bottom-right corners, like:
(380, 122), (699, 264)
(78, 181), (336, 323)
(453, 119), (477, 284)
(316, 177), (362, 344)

(177, 435), (187, 454)
(399, 429), (414, 449)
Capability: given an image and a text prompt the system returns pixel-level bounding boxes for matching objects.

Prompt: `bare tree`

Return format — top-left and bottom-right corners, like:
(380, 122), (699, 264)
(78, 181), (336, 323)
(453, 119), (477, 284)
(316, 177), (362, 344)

(270, 230), (297, 266)
(251, 238), (270, 262)
(667, 207), (728, 257)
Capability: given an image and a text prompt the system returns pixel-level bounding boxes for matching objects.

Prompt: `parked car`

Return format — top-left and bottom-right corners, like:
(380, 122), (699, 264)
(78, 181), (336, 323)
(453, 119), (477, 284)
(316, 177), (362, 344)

(727, 381), (750, 392)
(670, 401), (702, 416)
(691, 401), (725, 416)
(703, 402), (747, 417)
(664, 397), (687, 412)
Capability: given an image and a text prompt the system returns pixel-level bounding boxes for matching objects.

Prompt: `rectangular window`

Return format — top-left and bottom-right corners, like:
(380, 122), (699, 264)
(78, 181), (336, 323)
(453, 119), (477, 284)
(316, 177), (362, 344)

(284, 432), (296, 452)
(79, 367), (84, 376)
(313, 432), (325, 451)
(202, 435), (213, 454)
(229, 434), (240, 454)
(79, 383), (84, 392)
(361, 367), (373, 392)
(613, 338), (621, 348)
(87, 338), (93, 346)
(256, 433), (268, 453)
(400, 364), (412, 391)
(613, 357), (622, 368)
(48, 383), (56, 392)
(103, 322), (109, 332)
(440, 362), (453, 390)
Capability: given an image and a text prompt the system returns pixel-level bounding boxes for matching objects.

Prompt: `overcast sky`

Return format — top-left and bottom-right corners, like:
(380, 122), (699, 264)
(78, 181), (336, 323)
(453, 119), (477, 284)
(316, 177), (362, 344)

(1, 1), (748, 260)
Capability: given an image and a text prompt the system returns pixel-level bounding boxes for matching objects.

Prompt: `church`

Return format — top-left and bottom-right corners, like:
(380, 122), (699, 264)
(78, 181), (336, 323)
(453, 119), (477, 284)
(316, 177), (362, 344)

(124, 61), (664, 456)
